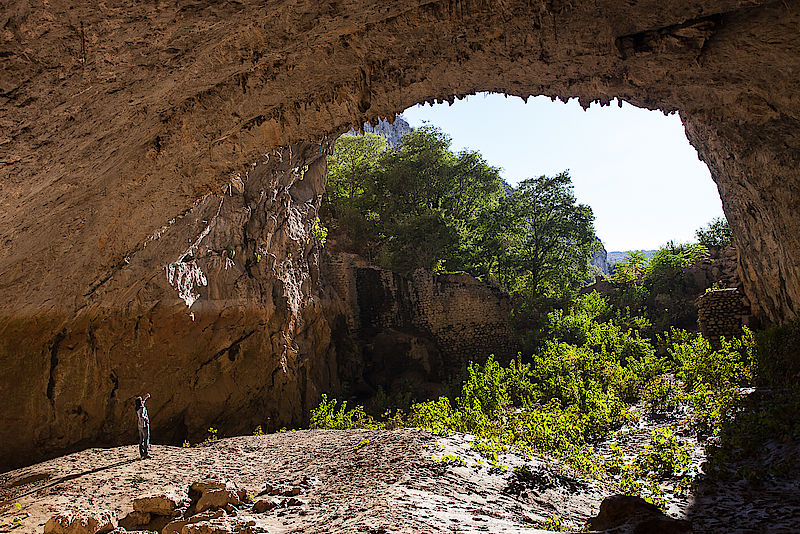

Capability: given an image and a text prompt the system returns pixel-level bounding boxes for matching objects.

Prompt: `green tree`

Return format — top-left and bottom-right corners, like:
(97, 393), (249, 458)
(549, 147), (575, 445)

(611, 251), (649, 284)
(488, 172), (596, 298)
(324, 126), (506, 275)
(325, 134), (387, 203)
(324, 134), (388, 256)
(696, 217), (732, 250)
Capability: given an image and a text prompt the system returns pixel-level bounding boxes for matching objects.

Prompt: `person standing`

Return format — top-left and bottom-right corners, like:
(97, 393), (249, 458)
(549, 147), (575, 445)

(135, 393), (151, 459)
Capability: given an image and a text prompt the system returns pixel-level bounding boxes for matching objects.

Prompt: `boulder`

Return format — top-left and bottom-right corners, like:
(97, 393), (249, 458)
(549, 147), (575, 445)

(181, 517), (266, 534)
(634, 516), (693, 534)
(132, 493), (182, 517)
(161, 510), (224, 534)
(252, 499), (279, 513)
(117, 511), (150, 531)
(282, 487), (301, 497)
(196, 489), (242, 513)
(190, 480), (232, 496)
(43, 511), (116, 534)
(589, 495), (691, 533)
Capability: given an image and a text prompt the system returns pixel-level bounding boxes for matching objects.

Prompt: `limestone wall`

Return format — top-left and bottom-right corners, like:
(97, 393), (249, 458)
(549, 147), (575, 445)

(326, 253), (517, 370)
(409, 271), (517, 365)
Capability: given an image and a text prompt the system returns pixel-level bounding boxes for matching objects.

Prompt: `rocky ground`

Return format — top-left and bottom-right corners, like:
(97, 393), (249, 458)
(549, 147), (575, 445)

(0, 428), (677, 534)
(0, 423), (797, 533)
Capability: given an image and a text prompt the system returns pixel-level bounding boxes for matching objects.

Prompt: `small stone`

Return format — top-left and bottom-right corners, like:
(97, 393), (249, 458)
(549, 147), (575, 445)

(253, 498), (279, 513)
(282, 487), (301, 497)
(237, 489), (253, 504)
(286, 497), (305, 507)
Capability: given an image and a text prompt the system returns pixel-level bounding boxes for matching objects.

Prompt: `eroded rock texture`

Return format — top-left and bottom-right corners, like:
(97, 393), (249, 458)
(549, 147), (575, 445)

(327, 253), (517, 401)
(1, 0), (799, 468)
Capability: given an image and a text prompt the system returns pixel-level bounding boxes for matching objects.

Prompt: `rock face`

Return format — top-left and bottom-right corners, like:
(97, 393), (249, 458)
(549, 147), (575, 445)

(2, 0), (800, 468)
(348, 115), (413, 148)
(327, 253), (517, 399)
(590, 242), (610, 276)
(0, 143), (342, 470)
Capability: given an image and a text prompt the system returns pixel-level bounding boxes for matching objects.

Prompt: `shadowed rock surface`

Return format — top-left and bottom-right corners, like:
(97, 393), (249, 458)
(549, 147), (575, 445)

(1, 0), (800, 468)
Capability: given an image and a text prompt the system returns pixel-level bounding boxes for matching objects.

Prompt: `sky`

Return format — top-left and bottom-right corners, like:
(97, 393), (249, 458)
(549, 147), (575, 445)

(401, 93), (725, 252)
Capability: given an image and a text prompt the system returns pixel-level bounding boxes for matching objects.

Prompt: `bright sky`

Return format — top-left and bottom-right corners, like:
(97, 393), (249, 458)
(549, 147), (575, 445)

(402, 93), (724, 252)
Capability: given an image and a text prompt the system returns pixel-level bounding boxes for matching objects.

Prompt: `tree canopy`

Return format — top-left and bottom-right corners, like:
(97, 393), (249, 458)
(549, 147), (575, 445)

(323, 127), (597, 299)
(696, 216), (732, 249)
(485, 172), (596, 298)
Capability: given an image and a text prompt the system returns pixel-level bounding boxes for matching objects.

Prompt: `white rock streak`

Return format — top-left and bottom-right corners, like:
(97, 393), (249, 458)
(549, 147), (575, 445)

(166, 198), (224, 308)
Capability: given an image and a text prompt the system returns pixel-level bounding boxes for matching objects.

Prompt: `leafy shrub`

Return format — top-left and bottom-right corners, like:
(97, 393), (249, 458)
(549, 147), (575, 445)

(312, 217), (328, 247)
(636, 428), (691, 479)
(641, 376), (681, 412)
(668, 329), (754, 435)
(310, 394), (379, 430)
(406, 397), (458, 434)
(538, 515), (565, 531)
(645, 242), (709, 281)
(671, 329), (754, 392)
(435, 453), (467, 466)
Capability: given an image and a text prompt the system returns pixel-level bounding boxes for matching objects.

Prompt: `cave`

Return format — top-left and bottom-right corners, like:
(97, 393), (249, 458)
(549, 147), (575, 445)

(1, 0), (799, 470)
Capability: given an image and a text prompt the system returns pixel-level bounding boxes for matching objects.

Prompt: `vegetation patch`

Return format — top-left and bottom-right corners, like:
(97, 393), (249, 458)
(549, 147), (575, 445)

(310, 292), (800, 512)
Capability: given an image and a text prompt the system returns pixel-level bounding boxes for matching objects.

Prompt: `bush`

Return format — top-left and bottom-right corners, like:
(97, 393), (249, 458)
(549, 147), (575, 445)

(309, 394), (379, 430)
(671, 329), (754, 392)
(641, 376), (681, 412)
(636, 428), (691, 479)
(668, 329), (754, 434)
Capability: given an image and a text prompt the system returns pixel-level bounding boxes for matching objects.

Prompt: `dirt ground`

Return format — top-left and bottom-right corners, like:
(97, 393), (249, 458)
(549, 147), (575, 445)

(0, 429), (608, 533)
(1, 427), (798, 533)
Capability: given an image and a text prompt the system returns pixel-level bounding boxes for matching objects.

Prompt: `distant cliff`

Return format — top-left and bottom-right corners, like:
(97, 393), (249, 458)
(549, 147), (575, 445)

(349, 115), (412, 148)
(590, 242), (610, 275)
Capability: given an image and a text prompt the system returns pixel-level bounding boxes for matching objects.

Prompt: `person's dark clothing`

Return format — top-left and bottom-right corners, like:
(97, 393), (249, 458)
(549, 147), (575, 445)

(136, 399), (150, 458)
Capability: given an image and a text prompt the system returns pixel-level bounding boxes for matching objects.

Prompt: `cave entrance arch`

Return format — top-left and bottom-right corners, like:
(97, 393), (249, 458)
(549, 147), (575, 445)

(2, 0), (799, 470)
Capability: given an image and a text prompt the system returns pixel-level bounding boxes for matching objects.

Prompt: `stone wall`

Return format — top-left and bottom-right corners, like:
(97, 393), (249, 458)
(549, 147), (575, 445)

(326, 253), (517, 387)
(409, 270), (517, 365)
(697, 288), (750, 345)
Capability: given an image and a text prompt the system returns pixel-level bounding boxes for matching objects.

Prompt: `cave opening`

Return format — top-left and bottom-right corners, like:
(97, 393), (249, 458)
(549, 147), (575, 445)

(398, 92), (726, 253)
(2, 10), (799, 530)
(322, 88), (741, 415)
